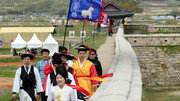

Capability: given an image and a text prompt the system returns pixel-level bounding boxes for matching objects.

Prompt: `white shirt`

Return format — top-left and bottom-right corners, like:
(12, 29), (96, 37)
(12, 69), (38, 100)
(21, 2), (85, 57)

(47, 85), (76, 101)
(67, 60), (74, 67)
(78, 58), (86, 68)
(12, 65), (43, 93)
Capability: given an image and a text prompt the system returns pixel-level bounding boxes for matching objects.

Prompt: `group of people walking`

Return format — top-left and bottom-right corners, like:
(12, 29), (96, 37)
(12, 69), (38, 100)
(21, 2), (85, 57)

(12, 45), (108, 101)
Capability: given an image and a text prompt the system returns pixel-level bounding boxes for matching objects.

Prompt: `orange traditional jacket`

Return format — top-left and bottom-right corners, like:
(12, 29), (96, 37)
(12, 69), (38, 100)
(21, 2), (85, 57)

(72, 59), (99, 96)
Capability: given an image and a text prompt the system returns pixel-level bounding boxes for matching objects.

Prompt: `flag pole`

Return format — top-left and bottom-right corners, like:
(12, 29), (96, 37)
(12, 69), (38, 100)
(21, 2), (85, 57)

(93, 23), (96, 47)
(81, 20), (85, 45)
(63, 19), (69, 47)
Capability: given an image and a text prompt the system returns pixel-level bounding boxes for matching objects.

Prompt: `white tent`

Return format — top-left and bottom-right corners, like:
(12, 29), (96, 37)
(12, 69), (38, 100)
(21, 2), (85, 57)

(27, 33), (42, 49)
(43, 33), (58, 56)
(11, 33), (27, 49)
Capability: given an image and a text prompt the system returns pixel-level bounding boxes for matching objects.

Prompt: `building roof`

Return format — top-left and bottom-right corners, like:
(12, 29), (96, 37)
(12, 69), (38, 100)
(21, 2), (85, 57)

(0, 27), (55, 33)
(104, 1), (134, 18)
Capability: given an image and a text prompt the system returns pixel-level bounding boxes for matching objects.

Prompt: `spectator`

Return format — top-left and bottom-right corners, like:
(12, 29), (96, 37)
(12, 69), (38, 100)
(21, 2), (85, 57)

(36, 49), (50, 101)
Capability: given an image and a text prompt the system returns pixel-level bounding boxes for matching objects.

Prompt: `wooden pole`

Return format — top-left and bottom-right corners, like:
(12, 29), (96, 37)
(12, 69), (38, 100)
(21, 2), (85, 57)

(63, 19), (69, 47)
(81, 20), (85, 45)
(93, 23), (96, 47)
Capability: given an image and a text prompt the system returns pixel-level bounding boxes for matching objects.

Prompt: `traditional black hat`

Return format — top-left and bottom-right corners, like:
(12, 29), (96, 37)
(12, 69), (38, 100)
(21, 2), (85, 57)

(75, 45), (90, 52)
(21, 52), (36, 60)
(59, 52), (75, 60)
(59, 46), (68, 52)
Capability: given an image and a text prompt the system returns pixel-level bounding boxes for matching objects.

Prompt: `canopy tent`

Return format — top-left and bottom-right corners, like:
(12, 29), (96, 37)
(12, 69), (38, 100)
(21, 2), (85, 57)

(43, 33), (58, 56)
(27, 33), (42, 49)
(11, 33), (27, 49)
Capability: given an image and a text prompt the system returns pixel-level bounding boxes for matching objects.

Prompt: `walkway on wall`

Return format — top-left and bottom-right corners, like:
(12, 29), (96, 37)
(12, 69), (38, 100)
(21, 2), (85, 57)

(90, 28), (142, 101)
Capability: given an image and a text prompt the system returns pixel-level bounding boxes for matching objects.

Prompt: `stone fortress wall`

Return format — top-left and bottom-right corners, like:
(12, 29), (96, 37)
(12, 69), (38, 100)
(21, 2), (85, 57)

(124, 34), (180, 86)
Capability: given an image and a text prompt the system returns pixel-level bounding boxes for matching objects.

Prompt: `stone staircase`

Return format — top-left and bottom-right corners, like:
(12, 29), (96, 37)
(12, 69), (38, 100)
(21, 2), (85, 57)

(90, 28), (142, 101)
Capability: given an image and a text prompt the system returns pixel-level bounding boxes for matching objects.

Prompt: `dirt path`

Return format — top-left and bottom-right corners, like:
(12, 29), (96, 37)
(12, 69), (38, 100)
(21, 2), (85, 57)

(97, 35), (115, 75)
(0, 62), (24, 66)
(0, 56), (20, 59)
(0, 62), (35, 66)
(0, 77), (14, 90)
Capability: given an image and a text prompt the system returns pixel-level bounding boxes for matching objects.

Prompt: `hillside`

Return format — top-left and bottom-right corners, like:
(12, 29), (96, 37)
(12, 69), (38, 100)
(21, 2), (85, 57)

(0, 0), (144, 16)
(0, 0), (70, 15)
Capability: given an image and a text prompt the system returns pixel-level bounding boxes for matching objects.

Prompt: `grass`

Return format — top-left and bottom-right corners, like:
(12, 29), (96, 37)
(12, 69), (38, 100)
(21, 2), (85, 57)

(142, 88), (180, 101)
(0, 56), (43, 63)
(0, 66), (18, 77)
(69, 34), (107, 59)
(157, 45), (180, 55)
(55, 21), (97, 37)
(0, 48), (11, 55)
(0, 93), (14, 101)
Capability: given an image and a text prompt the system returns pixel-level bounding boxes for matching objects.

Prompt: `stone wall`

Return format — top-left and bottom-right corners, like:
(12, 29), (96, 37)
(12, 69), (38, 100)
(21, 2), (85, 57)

(124, 24), (180, 34)
(149, 25), (180, 33)
(124, 34), (180, 86)
(124, 24), (148, 34)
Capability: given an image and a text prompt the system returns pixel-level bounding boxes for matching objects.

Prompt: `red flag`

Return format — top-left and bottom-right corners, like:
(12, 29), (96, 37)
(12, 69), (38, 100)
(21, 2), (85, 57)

(101, 12), (108, 24)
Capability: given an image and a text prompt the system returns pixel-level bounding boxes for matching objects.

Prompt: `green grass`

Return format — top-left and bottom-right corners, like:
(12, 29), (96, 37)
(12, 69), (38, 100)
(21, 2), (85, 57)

(0, 56), (43, 63)
(157, 45), (180, 55)
(0, 93), (14, 101)
(69, 35), (107, 59)
(0, 48), (11, 55)
(0, 66), (18, 77)
(142, 88), (180, 101)
(55, 21), (97, 37)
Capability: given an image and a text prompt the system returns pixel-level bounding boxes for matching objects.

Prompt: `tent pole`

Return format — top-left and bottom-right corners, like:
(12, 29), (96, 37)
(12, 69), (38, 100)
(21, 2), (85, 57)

(63, 19), (69, 47)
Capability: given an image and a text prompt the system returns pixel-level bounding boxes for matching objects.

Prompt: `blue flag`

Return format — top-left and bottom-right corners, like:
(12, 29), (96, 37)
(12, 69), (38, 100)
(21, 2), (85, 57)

(68, 0), (104, 22)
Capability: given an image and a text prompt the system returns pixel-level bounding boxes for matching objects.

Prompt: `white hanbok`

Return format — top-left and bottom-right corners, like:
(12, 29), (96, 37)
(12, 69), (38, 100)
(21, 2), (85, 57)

(46, 70), (77, 101)
(12, 65), (43, 101)
(47, 84), (76, 101)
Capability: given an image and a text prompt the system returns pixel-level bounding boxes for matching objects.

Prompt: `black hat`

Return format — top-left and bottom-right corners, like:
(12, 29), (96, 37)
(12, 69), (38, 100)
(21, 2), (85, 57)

(59, 52), (75, 60)
(59, 46), (67, 52)
(75, 45), (90, 52)
(21, 52), (35, 60)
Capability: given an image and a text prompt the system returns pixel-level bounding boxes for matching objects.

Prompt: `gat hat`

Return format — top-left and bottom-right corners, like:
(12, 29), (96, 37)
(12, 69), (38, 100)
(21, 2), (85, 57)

(59, 52), (76, 60)
(59, 46), (68, 52)
(75, 45), (90, 51)
(21, 51), (36, 60)
(75, 45), (92, 54)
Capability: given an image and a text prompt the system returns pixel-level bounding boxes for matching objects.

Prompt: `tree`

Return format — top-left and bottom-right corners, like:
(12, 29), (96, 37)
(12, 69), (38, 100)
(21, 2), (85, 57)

(107, 0), (143, 13)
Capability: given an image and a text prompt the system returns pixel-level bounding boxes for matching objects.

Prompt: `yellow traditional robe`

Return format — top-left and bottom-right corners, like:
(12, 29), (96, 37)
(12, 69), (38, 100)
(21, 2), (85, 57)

(72, 59), (99, 96)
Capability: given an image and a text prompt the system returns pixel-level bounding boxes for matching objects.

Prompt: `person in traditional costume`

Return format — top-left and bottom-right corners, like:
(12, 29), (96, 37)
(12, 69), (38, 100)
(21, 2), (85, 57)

(47, 66), (77, 101)
(36, 49), (50, 101)
(59, 52), (78, 83)
(59, 46), (76, 67)
(59, 51), (90, 101)
(87, 48), (102, 76)
(45, 55), (76, 100)
(12, 52), (43, 101)
(88, 48), (103, 87)
(71, 45), (100, 98)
